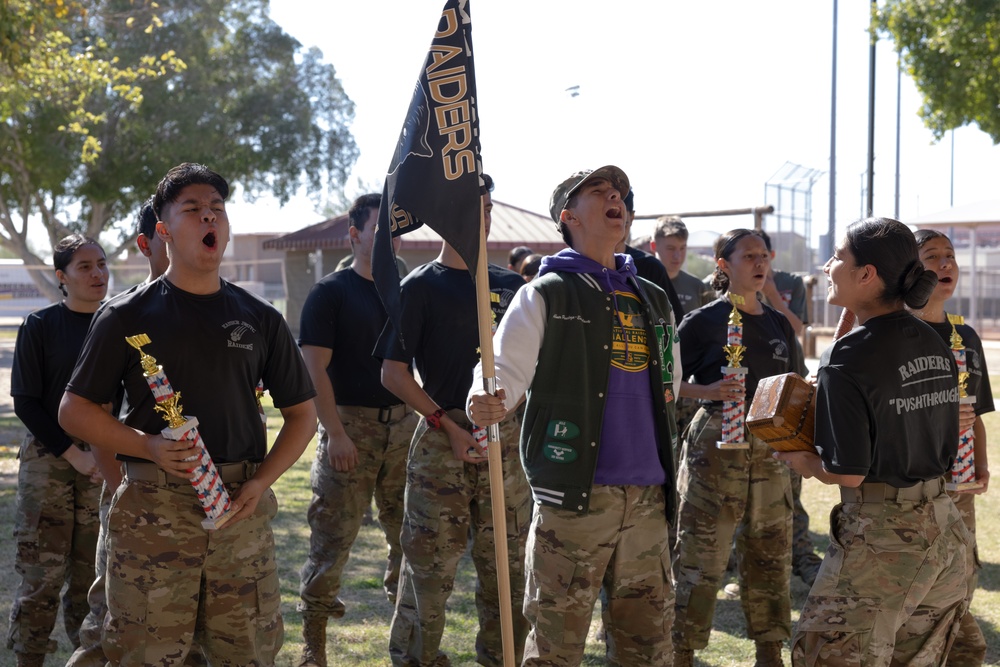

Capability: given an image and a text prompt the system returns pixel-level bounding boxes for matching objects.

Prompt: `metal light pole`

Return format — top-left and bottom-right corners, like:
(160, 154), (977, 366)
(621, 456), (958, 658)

(827, 0), (838, 263)
(893, 58), (903, 220)
(866, 0), (877, 217)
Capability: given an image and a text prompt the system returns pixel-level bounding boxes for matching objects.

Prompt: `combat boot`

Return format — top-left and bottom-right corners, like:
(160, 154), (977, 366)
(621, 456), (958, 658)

(754, 640), (784, 667)
(673, 648), (694, 667)
(298, 615), (328, 667)
(16, 653), (45, 667)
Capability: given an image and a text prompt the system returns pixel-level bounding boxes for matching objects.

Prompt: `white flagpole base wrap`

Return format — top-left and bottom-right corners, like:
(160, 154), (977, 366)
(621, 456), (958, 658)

(717, 366), (749, 450)
(161, 416), (235, 530)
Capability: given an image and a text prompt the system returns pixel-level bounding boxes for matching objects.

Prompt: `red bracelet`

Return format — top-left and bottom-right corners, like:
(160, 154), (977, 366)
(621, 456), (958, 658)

(425, 408), (447, 430)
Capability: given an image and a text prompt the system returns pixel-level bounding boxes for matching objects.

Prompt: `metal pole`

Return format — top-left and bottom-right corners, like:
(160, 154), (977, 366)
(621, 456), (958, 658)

(893, 58), (903, 220)
(950, 129), (955, 206)
(970, 226), (979, 327)
(828, 0), (838, 263)
(866, 0), (877, 217)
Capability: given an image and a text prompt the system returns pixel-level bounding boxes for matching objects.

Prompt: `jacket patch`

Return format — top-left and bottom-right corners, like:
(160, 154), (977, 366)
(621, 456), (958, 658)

(654, 323), (676, 385)
(546, 419), (580, 440)
(543, 442), (578, 463)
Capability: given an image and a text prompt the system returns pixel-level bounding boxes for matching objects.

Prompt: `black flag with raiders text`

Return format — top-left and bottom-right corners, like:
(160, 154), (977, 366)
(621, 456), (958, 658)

(372, 0), (483, 349)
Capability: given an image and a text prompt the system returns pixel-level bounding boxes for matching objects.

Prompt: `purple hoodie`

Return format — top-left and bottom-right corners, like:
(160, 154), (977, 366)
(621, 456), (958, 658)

(539, 249), (667, 486)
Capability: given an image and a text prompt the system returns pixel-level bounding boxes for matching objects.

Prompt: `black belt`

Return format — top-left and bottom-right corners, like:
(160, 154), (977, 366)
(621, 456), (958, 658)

(337, 403), (411, 424)
(840, 477), (945, 503)
(124, 460), (259, 487)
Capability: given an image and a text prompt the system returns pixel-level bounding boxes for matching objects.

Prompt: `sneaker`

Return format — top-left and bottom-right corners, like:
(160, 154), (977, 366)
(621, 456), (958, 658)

(723, 582), (740, 598)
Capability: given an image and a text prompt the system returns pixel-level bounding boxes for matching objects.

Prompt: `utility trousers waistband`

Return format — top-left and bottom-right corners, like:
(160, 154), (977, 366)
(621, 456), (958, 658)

(337, 403), (411, 424)
(839, 477), (945, 504)
(124, 460), (260, 487)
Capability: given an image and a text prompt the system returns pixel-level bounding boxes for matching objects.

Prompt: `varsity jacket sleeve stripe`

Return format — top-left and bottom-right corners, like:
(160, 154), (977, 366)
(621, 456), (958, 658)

(672, 313), (683, 399)
(469, 283), (547, 416)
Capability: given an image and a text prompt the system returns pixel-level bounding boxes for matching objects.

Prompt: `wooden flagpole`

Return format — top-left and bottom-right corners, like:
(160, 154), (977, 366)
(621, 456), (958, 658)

(473, 198), (516, 667)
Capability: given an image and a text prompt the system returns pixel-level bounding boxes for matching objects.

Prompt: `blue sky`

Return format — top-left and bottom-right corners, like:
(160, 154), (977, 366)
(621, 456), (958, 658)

(226, 0), (1000, 263)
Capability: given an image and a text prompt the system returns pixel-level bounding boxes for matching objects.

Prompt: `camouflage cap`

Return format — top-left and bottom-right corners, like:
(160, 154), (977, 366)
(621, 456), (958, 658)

(548, 165), (630, 228)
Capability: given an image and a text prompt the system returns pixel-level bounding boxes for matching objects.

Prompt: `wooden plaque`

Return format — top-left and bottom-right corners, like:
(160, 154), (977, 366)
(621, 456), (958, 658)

(747, 372), (816, 452)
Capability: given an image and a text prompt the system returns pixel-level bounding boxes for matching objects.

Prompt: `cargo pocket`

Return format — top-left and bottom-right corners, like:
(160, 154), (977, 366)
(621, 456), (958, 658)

(13, 437), (48, 559)
(793, 596), (880, 665)
(103, 577), (150, 665)
(604, 539), (673, 645)
(524, 546), (591, 647)
(253, 566), (283, 660)
(864, 528), (930, 554)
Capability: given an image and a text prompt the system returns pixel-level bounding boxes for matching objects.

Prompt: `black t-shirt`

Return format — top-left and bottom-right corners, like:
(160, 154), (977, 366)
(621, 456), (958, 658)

(924, 318), (995, 417)
(816, 310), (958, 486)
(66, 278), (316, 463)
(625, 245), (684, 324)
(11, 303), (95, 456)
(298, 268), (402, 407)
(679, 297), (802, 403)
(376, 261), (523, 410)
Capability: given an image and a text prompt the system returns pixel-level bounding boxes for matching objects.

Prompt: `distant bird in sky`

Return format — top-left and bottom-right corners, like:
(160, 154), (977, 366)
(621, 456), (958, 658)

(565, 85), (580, 98)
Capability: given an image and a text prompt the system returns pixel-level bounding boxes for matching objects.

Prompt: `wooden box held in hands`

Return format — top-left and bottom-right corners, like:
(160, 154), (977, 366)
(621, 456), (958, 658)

(747, 372), (816, 452)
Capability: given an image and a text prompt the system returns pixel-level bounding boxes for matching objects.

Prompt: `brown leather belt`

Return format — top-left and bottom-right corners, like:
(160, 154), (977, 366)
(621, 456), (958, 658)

(337, 403), (411, 424)
(124, 460), (259, 487)
(839, 477), (945, 503)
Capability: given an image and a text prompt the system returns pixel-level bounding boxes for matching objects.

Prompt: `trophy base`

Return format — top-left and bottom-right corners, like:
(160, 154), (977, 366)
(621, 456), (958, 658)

(717, 440), (749, 450)
(201, 510), (235, 531)
(162, 416), (200, 440)
(946, 480), (983, 492)
(960, 395), (977, 405)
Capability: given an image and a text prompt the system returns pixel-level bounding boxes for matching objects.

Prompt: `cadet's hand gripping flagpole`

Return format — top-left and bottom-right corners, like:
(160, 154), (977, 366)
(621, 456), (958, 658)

(473, 200), (516, 667)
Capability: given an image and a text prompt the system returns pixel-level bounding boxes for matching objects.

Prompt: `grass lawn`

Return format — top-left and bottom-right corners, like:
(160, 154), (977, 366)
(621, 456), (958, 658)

(1, 405), (999, 665)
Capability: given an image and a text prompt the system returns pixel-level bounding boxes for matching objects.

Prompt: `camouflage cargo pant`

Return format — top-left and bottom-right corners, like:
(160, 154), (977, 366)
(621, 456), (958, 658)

(103, 473), (283, 666)
(945, 490), (985, 667)
(791, 481), (971, 666)
(6, 436), (100, 655)
(298, 409), (415, 618)
(66, 482), (209, 667)
(64, 482), (113, 667)
(522, 484), (674, 666)
(389, 415), (531, 667)
(790, 471), (822, 569)
(672, 408), (792, 650)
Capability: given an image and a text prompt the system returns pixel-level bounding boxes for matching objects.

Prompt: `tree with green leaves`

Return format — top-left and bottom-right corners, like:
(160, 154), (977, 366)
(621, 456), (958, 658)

(1, 0), (357, 300)
(878, 0), (1000, 143)
(1, 0), (178, 297)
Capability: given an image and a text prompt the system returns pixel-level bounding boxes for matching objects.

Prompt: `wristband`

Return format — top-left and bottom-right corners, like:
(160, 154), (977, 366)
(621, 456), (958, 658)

(425, 408), (447, 430)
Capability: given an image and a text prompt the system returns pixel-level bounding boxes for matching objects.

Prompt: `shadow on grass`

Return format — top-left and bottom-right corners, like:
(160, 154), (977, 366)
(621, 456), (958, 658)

(981, 615), (1000, 666)
(977, 559), (1000, 592)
